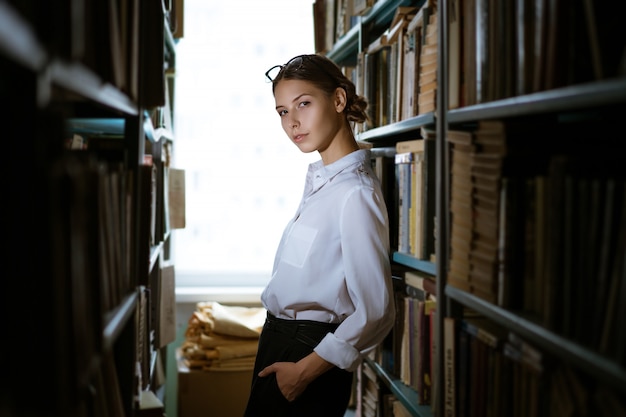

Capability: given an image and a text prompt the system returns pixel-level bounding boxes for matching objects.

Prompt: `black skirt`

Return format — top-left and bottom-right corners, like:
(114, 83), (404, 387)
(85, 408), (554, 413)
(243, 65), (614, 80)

(243, 313), (353, 417)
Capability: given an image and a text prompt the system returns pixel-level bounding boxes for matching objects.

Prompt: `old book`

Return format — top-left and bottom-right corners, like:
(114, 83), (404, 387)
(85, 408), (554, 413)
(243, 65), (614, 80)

(462, 0), (477, 105)
(420, 127), (438, 261)
(168, 167), (186, 229)
(531, 0), (549, 92)
(447, 129), (474, 147)
(396, 138), (425, 154)
(396, 152), (413, 254)
(324, 0), (336, 52)
(418, 299), (437, 404)
(443, 317), (457, 417)
(515, 0), (535, 95)
(138, 390), (164, 417)
(448, 0), (462, 109)
(599, 181), (626, 362)
(156, 263), (176, 347)
(313, 0), (327, 53)
(401, 11), (422, 120)
(353, 0), (374, 16)
(139, 0), (165, 107)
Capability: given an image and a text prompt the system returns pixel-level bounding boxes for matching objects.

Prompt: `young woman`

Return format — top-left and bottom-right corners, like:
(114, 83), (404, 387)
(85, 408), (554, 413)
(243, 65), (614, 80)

(243, 54), (395, 417)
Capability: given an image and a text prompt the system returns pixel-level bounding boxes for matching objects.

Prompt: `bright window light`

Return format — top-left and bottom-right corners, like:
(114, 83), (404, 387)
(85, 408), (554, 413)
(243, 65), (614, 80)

(172, 0), (317, 288)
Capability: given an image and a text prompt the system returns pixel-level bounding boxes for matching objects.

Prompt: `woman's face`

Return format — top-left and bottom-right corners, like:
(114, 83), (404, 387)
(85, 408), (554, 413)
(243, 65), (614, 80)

(273, 79), (345, 155)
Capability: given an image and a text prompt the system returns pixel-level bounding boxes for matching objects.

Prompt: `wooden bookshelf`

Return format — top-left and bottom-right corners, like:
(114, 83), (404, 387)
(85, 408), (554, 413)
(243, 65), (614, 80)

(439, 0), (626, 412)
(1, 1), (182, 416)
(319, 1), (436, 416)
(317, 0), (626, 415)
(367, 359), (432, 417)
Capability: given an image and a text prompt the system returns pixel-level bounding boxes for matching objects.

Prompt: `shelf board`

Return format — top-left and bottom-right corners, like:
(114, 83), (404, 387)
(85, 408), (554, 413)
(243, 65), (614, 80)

(103, 291), (139, 351)
(67, 117), (125, 136)
(164, 19), (176, 57)
(359, 113), (435, 142)
(445, 285), (626, 392)
(363, 0), (424, 28)
(145, 118), (174, 143)
(50, 60), (138, 115)
(326, 0), (425, 63)
(393, 252), (436, 276)
(0, 5), (137, 115)
(0, 3), (47, 71)
(149, 241), (164, 273)
(447, 78), (626, 124)
(327, 24), (360, 63)
(367, 359), (433, 417)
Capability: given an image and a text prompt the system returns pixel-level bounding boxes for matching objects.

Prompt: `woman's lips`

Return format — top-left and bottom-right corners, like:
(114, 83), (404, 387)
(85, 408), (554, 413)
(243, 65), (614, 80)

(293, 133), (307, 143)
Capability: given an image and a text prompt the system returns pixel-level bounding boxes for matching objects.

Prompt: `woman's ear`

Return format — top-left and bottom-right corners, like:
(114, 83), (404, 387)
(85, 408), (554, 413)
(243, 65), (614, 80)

(334, 87), (348, 113)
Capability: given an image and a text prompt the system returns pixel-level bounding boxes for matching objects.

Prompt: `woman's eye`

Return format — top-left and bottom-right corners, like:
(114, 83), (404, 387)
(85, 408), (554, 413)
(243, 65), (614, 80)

(298, 101), (310, 108)
(278, 109), (287, 116)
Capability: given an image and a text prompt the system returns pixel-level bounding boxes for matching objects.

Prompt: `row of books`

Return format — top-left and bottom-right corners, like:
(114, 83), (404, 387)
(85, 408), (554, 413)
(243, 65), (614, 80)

(447, 118), (626, 365)
(6, 0), (178, 106)
(313, 0), (379, 55)
(354, 3), (438, 132)
(397, 272), (437, 405)
(358, 360), (381, 417)
(363, 272), (438, 413)
(443, 315), (626, 417)
(47, 148), (166, 416)
(66, 116), (186, 274)
(94, 282), (169, 417)
(394, 132), (437, 261)
(51, 149), (135, 316)
(358, 360), (414, 417)
(447, 0), (625, 108)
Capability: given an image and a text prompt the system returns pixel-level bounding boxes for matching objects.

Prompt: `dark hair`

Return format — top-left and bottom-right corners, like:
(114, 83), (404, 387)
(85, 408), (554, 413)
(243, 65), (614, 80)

(269, 54), (369, 124)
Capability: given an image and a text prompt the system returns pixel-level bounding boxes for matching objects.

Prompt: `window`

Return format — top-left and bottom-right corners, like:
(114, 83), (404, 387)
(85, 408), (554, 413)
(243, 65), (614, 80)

(172, 0), (317, 290)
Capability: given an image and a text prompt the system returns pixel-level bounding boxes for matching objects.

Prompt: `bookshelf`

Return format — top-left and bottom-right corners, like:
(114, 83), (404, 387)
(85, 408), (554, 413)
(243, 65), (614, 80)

(1, 1), (182, 416)
(439, 0), (626, 414)
(317, 0), (437, 416)
(317, 0), (626, 415)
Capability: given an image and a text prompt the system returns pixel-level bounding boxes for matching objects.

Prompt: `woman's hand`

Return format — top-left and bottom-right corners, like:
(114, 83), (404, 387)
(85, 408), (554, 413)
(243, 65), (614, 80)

(258, 352), (334, 402)
(258, 361), (307, 401)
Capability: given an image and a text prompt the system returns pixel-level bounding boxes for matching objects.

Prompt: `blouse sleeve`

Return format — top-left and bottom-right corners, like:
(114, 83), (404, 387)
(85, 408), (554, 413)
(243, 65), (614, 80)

(314, 183), (395, 371)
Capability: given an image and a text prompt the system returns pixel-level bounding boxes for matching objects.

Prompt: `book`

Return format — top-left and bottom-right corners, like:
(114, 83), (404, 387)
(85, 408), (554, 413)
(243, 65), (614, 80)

(399, 295), (412, 385)
(515, 0), (536, 95)
(156, 262), (176, 347)
(313, 0), (327, 53)
(334, 0), (352, 41)
(396, 138), (425, 153)
(443, 317), (457, 417)
(353, 0), (374, 16)
(395, 151), (413, 254)
(395, 139), (428, 258)
(448, 0), (463, 109)
(168, 167), (186, 229)
(393, 399), (413, 417)
(48, 153), (103, 403)
(462, 0), (477, 105)
(138, 390), (164, 417)
(418, 299), (437, 404)
(139, 0), (165, 107)
(401, 13), (420, 120)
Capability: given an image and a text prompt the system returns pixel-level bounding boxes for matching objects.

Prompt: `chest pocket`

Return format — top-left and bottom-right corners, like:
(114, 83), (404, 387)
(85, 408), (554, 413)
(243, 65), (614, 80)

(281, 223), (318, 268)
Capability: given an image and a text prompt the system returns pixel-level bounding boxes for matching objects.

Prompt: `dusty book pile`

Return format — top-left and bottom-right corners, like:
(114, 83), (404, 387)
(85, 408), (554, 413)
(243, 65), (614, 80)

(180, 301), (266, 371)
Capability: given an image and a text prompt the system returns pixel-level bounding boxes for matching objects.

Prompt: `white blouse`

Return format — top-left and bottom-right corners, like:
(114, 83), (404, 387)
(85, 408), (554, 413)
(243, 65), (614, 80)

(261, 149), (395, 372)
